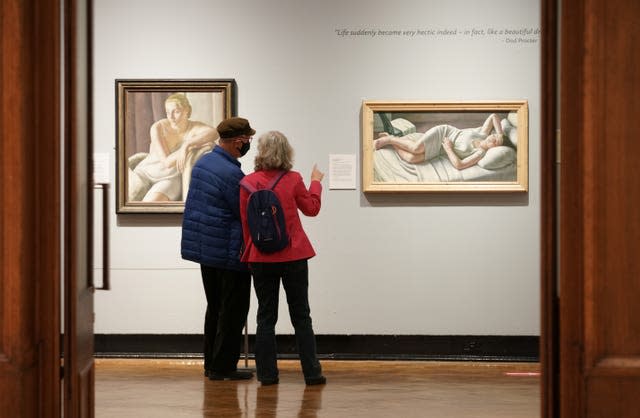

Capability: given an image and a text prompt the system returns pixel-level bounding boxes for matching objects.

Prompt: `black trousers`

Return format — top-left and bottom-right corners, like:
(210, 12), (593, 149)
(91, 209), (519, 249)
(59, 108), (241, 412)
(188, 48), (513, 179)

(251, 259), (322, 381)
(200, 265), (251, 373)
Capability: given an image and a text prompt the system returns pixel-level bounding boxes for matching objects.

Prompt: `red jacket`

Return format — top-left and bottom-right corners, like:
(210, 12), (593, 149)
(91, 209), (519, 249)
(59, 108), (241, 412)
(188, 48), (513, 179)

(240, 169), (322, 263)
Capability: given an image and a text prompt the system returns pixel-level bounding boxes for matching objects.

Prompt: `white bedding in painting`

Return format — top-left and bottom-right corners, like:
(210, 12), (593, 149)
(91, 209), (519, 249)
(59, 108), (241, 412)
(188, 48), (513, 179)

(373, 147), (516, 182)
(372, 116), (518, 183)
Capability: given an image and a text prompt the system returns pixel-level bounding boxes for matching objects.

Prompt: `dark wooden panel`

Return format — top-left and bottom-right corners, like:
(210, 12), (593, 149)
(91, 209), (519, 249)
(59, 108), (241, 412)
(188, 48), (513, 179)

(587, 0), (640, 360)
(63, 0), (95, 416)
(586, 375), (640, 418)
(0, 0), (62, 417)
(559, 3), (587, 416)
(561, 0), (640, 417)
(540, 0), (559, 417)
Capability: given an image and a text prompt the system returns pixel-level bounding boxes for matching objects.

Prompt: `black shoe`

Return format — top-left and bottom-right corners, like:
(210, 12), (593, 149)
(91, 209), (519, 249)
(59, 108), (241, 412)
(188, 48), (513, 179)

(260, 377), (279, 386)
(204, 369), (213, 378)
(209, 370), (254, 381)
(305, 375), (326, 386)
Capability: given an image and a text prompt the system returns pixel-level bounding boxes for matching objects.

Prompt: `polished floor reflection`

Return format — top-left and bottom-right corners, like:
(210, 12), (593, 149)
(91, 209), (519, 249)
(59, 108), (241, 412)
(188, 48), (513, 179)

(95, 358), (539, 417)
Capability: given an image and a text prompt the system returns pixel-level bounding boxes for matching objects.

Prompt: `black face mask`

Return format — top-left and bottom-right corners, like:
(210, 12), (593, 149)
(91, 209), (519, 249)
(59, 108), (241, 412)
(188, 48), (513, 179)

(238, 141), (251, 156)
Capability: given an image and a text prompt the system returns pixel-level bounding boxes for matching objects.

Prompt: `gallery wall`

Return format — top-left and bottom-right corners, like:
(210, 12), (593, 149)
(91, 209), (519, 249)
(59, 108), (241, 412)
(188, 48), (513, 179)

(92, 0), (541, 337)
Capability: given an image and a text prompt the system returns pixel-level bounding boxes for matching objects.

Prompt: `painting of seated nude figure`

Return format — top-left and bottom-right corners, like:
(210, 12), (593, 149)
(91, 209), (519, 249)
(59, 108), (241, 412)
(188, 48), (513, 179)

(116, 79), (236, 213)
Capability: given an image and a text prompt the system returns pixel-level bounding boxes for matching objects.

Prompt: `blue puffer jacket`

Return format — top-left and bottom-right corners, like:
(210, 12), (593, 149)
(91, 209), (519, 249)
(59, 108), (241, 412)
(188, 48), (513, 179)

(181, 146), (248, 272)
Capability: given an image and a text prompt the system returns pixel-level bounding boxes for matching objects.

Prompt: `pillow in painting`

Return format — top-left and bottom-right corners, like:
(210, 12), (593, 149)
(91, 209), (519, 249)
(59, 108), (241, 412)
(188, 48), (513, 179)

(501, 117), (518, 148)
(477, 146), (516, 170)
(391, 118), (417, 136)
(501, 117), (513, 134)
(507, 125), (518, 148)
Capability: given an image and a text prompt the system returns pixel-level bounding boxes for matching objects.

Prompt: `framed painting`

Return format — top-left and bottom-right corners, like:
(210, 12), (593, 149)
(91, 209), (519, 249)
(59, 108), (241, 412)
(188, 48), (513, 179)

(115, 79), (236, 213)
(362, 100), (528, 193)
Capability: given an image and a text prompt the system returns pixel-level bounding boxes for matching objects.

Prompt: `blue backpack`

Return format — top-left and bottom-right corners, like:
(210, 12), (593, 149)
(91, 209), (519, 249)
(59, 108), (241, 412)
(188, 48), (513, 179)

(240, 171), (289, 253)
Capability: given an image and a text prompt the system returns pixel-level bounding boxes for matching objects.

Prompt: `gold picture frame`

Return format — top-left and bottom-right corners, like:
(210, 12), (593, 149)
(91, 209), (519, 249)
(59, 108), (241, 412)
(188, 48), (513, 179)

(362, 100), (528, 193)
(116, 79), (236, 213)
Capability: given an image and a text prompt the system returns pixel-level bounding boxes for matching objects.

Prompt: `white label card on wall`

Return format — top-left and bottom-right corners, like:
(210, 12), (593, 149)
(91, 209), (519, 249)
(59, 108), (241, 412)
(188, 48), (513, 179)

(329, 154), (356, 190)
(93, 152), (110, 185)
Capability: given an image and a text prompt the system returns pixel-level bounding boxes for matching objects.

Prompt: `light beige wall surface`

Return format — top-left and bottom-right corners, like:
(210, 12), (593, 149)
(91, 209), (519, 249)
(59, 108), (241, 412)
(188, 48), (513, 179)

(92, 0), (541, 335)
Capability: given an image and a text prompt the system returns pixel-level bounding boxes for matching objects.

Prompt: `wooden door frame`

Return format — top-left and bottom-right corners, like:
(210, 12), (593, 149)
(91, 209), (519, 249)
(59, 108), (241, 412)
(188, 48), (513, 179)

(556, 0), (640, 416)
(63, 0), (95, 416)
(0, 0), (62, 416)
(540, 0), (559, 417)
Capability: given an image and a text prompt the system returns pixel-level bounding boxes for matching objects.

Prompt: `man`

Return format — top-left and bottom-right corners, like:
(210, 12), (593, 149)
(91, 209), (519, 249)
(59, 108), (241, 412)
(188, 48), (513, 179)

(181, 117), (255, 380)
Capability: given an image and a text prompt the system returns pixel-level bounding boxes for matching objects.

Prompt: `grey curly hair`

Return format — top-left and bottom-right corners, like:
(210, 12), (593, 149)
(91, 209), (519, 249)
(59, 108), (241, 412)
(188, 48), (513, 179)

(254, 130), (294, 171)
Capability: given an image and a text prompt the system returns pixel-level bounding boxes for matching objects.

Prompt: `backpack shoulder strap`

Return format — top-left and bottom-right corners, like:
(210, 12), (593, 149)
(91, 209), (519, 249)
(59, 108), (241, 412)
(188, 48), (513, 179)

(239, 177), (257, 193)
(267, 171), (287, 191)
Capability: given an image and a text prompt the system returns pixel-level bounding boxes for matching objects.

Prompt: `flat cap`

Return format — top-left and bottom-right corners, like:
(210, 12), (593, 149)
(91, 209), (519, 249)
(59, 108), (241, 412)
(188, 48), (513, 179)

(217, 117), (256, 139)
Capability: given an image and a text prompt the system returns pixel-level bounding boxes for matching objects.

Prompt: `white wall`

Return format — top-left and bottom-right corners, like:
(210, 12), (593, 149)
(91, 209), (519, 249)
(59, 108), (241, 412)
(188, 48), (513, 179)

(93, 0), (541, 336)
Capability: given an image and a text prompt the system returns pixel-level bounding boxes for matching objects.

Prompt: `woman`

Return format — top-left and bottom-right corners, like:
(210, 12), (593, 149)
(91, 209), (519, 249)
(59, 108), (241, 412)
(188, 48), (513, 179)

(239, 130), (326, 386)
(374, 113), (507, 170)
(129, 93), (218, 201)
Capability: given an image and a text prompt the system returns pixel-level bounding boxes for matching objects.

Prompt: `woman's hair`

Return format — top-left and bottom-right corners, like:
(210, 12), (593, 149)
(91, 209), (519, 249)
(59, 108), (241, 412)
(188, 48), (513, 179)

(165, 93), (192, 118)
(254, 130), (294, 171)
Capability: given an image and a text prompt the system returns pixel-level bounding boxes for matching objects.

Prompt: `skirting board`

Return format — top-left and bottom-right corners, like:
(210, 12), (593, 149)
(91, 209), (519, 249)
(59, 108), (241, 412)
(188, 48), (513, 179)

(94, 334), (539, 362)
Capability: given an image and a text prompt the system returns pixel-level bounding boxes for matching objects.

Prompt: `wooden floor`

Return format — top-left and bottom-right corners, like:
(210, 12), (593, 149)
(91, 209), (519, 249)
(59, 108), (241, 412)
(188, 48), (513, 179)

(95, 359), (540, 417)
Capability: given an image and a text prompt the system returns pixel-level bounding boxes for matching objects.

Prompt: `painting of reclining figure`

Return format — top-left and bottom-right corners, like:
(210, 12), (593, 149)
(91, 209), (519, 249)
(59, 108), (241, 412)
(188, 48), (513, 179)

(361, 101), (528, 193)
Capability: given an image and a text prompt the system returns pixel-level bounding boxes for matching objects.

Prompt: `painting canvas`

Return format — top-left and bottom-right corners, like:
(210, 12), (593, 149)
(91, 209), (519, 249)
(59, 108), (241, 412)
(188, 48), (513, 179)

(116, 79), (236, 213)
(362, 100), (528, 193)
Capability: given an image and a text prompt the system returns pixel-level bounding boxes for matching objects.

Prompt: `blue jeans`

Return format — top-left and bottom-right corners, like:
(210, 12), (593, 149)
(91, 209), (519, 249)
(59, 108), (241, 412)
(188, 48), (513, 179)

(251, 259), (322, 381)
